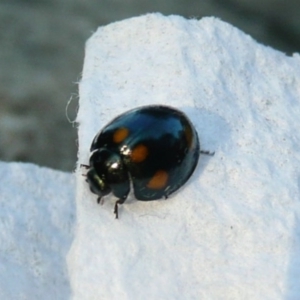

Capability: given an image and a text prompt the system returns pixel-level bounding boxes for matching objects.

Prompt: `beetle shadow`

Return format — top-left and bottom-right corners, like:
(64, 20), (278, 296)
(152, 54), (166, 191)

(179, 106), (231, 183)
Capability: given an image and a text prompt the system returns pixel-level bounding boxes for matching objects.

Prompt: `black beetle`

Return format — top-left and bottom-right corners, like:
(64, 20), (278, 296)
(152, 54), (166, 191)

(83, 105), (213, 218)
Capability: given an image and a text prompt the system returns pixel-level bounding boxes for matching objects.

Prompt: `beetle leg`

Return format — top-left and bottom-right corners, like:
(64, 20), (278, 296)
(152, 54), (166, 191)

(114, 198), (126, 219)
(80, 164), (90, 169)
(200, 150), (215, 156)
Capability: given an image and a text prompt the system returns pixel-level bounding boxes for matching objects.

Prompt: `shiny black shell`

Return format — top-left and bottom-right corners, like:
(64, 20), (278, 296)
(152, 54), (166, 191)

(85, 105), (200, 217)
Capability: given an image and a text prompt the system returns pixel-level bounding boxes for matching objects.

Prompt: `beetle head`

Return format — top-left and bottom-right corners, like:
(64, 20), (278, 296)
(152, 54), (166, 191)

(86, 148), (129, 199)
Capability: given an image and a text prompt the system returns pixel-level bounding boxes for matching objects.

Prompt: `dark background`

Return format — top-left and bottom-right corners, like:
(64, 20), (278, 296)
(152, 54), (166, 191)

(1, 0), (299, 171)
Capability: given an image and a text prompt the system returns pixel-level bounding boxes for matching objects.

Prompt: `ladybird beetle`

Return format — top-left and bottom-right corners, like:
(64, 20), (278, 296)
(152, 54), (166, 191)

(83, 105), (213, 218)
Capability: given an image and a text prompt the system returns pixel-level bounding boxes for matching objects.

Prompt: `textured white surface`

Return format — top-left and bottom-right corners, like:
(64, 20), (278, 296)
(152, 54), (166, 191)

(0, 162), (75, 300)
(69, 13), (300, 299)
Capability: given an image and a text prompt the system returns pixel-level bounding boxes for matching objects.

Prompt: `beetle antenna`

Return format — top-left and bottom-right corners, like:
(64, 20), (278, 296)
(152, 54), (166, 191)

(97, 197), (104, 205)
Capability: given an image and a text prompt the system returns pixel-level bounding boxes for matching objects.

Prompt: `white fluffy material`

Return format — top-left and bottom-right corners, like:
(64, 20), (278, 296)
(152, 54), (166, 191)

(74, 13), (300, 299)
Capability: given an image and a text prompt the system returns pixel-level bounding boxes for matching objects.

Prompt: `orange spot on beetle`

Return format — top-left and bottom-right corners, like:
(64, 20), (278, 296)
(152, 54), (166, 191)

(113, 127), (129, 143)
(147, 170), (168, 190)
(131, 144), (149, 163)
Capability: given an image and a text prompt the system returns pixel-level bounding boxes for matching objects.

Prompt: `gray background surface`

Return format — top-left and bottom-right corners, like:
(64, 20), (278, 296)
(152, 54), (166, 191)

(1, 0), (299, 171)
